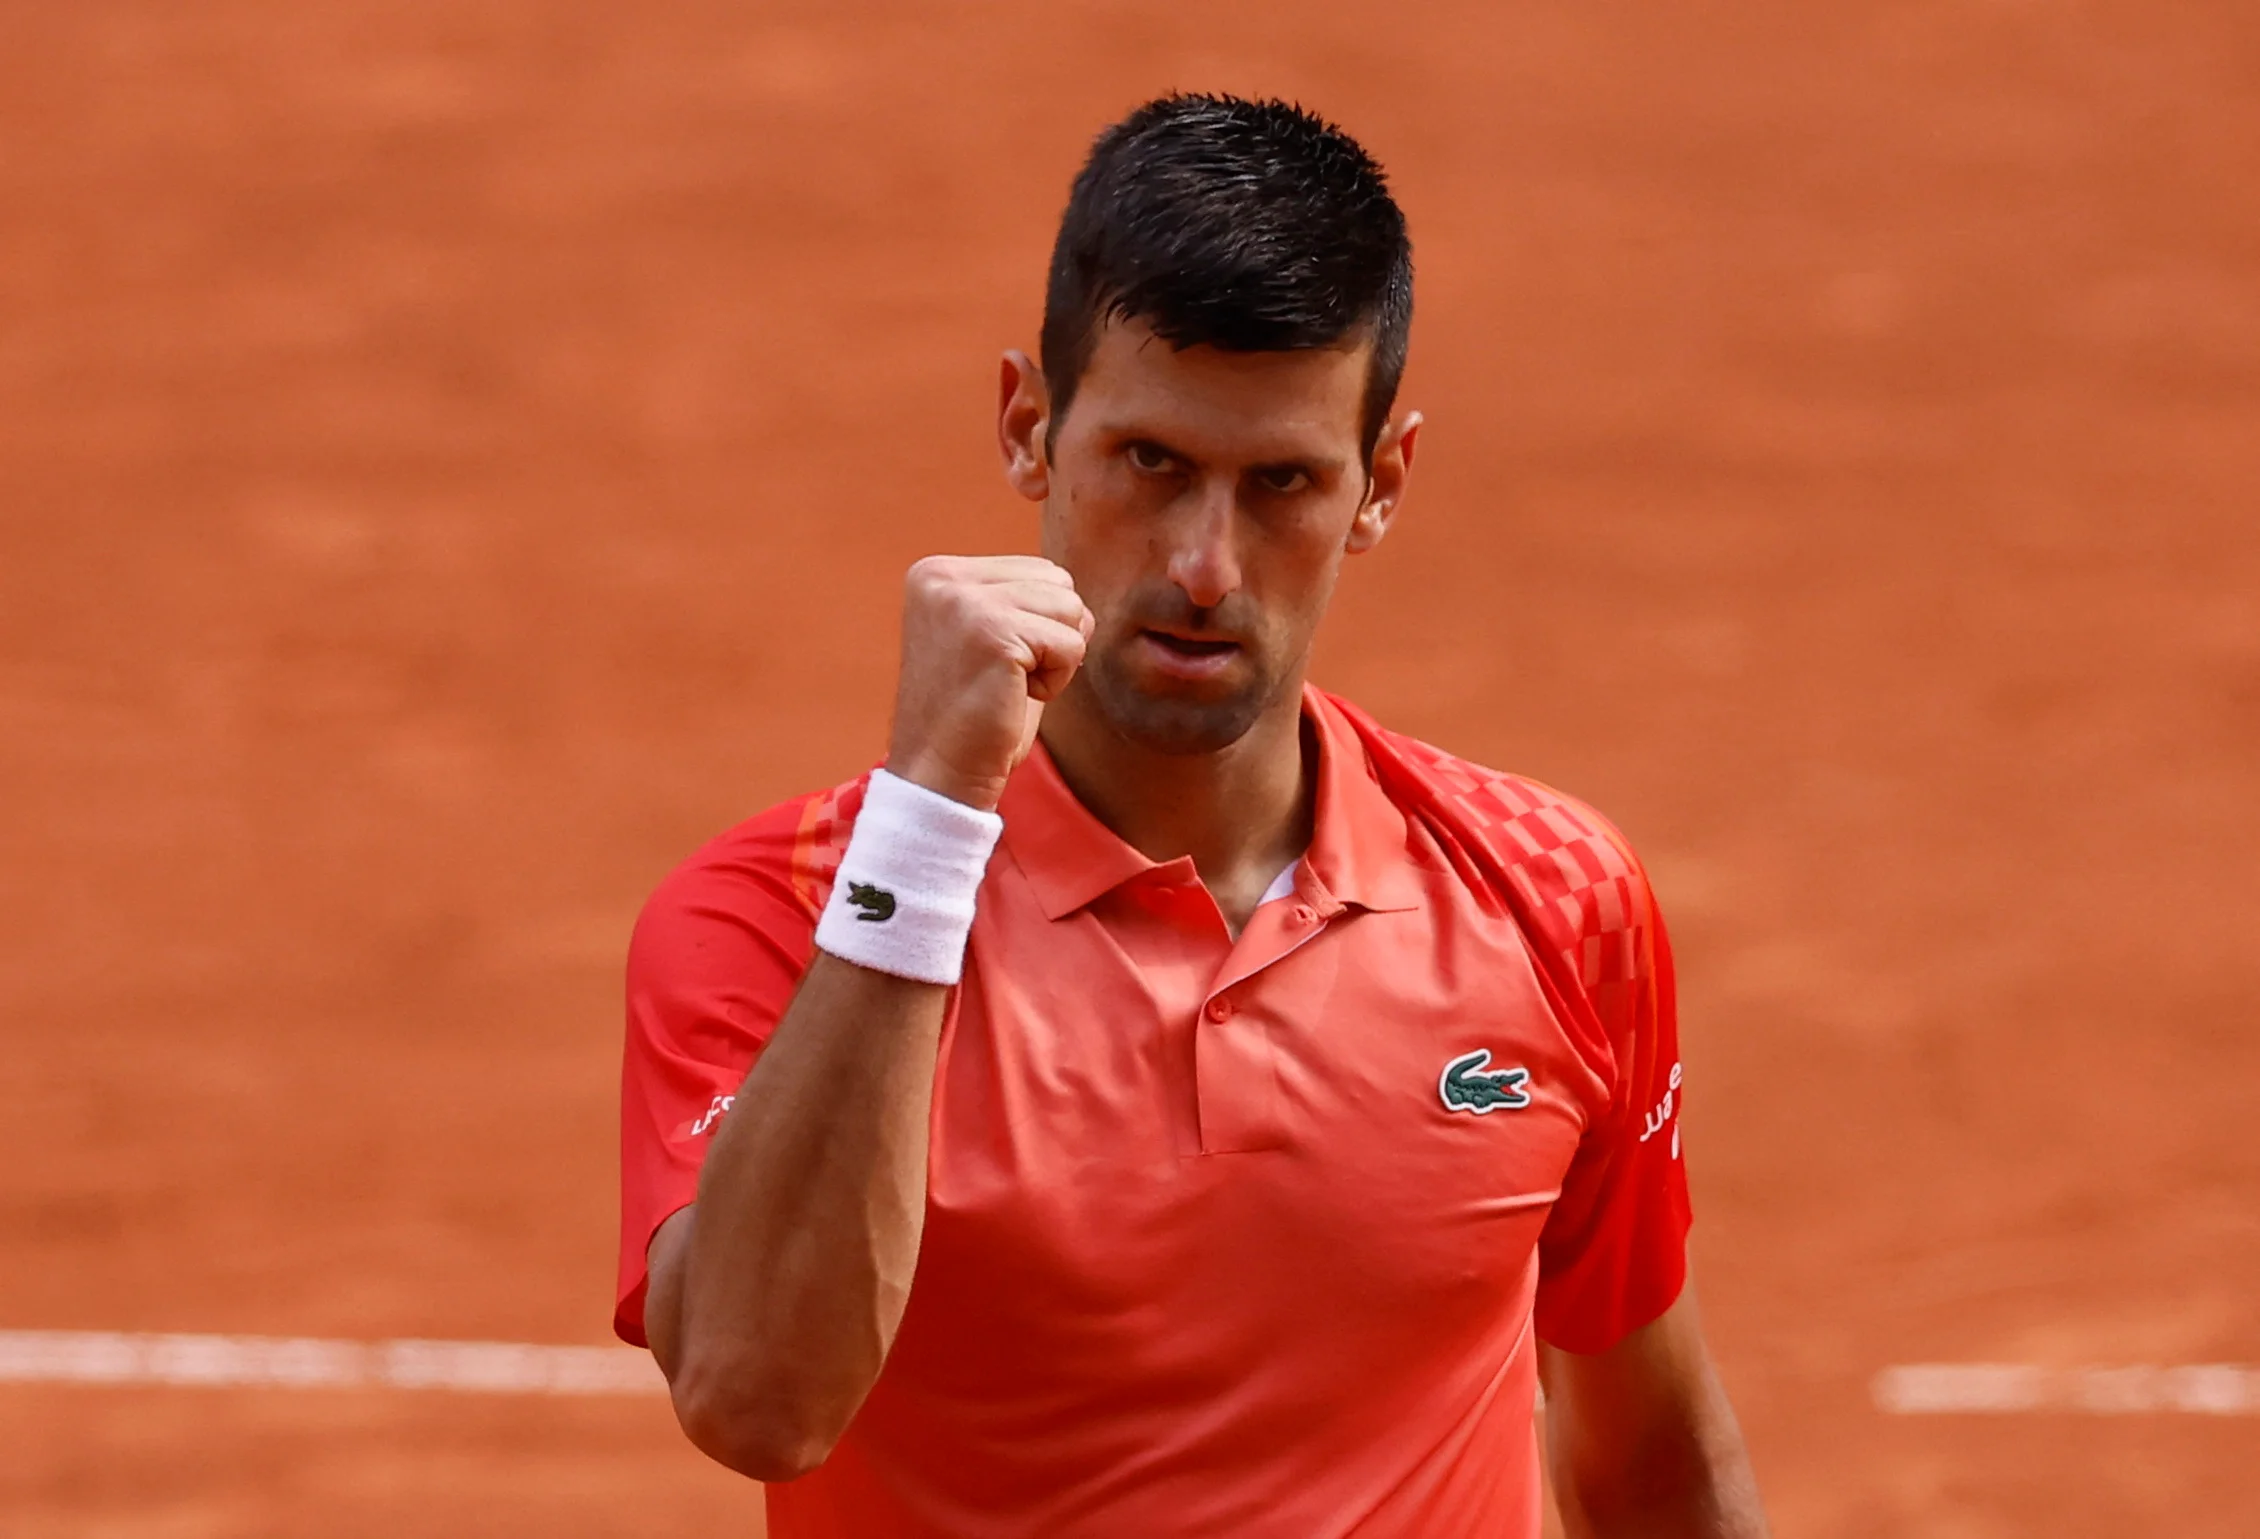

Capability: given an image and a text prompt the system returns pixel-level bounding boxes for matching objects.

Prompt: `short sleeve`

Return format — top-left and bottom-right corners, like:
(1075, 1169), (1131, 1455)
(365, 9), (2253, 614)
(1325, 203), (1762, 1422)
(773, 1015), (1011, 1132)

(614, 786), (859, 1347)
(1532, 891), (1693, 1354)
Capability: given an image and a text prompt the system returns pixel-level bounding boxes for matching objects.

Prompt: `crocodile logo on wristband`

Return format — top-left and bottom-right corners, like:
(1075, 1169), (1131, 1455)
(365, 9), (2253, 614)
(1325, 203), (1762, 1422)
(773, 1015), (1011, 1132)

(846, 881), (898, 922)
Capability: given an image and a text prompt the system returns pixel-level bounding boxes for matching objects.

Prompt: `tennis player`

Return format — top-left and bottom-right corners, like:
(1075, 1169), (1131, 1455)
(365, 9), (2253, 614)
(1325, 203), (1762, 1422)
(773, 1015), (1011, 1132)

(617, 93), (1769, 1538)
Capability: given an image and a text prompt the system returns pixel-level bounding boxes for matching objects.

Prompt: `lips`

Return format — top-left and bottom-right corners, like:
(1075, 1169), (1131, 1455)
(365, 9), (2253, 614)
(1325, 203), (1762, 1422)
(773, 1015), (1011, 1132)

(1145, 631), (1237, 656)
(1135, 628), (1244, 680)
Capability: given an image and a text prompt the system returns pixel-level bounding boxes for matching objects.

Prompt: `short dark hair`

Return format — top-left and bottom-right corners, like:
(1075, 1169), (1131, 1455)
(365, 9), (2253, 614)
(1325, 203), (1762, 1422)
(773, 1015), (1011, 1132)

(1040, 94), (1414, 461)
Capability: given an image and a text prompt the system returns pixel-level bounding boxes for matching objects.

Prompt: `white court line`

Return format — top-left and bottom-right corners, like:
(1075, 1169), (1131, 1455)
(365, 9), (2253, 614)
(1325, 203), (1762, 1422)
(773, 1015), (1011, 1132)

(0, 1331), (665, 1396)
(1874, 1364), (2260, 1415)
(8, 1335), (2252, 1414)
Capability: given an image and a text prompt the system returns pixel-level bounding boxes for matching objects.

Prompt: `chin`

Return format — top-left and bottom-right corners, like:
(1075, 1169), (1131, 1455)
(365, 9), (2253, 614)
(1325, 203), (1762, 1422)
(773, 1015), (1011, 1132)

(1085, 663), (1276, 756)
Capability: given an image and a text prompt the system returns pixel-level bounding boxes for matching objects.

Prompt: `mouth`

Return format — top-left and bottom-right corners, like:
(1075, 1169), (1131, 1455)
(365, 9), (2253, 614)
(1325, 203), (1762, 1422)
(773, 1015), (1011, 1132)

(1134, 627), (1245, 681)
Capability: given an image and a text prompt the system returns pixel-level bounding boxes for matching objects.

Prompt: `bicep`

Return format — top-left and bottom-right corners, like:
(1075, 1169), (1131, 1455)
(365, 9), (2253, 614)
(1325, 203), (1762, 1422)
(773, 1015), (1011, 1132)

(1538, 1284), (1747, 1526)
(1539, 1286), (1711, 1435)
(617, 842), (822, 1348)
(644, 1205), (697, 1380)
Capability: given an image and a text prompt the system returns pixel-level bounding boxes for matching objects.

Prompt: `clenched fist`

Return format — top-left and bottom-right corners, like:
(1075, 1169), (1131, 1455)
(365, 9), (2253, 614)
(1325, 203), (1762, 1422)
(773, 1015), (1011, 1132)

(885, 556), (1094, 812)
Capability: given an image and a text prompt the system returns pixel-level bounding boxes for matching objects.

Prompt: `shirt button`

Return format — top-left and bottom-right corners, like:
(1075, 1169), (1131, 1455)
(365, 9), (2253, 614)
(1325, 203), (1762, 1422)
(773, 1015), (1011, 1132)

(1204, 997), (1233, 1023)
(1291, 904), (1317, 926)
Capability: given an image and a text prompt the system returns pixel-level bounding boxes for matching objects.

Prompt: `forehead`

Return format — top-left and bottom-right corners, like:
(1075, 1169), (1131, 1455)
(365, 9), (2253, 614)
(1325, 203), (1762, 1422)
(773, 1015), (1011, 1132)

(1066, 317), (1369, 460)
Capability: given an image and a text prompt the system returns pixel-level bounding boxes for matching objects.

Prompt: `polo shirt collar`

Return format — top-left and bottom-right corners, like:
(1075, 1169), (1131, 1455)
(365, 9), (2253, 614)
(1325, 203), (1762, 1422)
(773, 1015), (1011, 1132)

(996, 739), (1160, 920)
(1301, 686), (1425, 916)
(997, 685), (1423, 921)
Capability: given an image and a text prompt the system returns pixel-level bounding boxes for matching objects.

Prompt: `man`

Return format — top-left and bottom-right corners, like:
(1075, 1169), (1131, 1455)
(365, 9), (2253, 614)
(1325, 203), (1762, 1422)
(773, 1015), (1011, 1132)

(617, 94), (1768, 1537)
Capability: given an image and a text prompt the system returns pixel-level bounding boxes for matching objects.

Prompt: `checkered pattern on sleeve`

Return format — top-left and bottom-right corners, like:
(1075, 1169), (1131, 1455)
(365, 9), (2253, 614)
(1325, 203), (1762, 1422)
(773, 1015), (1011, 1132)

(1382, 739), (1654, 998)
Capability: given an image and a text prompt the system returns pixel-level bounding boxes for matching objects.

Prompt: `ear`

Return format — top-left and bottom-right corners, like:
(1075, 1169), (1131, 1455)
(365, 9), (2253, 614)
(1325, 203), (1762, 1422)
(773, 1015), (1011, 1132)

(1345, 410), (1421, 555)
(998, 350), (1051, 502)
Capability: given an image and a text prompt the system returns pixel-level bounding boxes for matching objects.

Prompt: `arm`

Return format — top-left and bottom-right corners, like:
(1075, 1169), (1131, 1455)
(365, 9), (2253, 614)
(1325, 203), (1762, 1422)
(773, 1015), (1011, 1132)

(646, 955), (947, 1481)
(1538, 1287), (1768, 1539)
(641, 555), (1091, 1483)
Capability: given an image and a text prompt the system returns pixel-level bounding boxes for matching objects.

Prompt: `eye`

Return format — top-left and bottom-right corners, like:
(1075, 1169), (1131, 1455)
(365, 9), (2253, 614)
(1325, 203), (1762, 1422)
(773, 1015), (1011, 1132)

(1254, 466), (1311, 495)
(1126, 441), (1177, 474)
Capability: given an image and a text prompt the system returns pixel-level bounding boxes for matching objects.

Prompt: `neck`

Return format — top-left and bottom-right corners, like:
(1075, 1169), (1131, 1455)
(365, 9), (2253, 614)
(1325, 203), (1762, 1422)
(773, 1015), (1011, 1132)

(1038, 681), (1316, 933)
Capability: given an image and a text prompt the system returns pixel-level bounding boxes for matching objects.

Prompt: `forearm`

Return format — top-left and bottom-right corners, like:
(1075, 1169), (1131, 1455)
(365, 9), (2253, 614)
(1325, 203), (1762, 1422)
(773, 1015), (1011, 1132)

(663, 953), (947, 1477)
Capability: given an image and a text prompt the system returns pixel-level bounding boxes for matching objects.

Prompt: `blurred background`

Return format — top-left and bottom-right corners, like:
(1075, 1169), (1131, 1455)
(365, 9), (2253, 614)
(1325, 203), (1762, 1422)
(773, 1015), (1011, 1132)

(3, 2), (2256, 1534)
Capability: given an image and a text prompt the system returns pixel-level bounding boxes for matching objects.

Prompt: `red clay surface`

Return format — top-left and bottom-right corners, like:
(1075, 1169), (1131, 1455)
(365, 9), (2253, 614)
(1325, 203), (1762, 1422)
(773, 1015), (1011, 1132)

(4, 3), (2256, 1534)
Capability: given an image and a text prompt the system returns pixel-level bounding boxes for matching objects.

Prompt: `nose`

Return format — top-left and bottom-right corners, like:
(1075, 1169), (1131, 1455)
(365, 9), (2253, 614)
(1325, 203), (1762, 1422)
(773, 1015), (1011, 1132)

(1163, 478), (1243, 612)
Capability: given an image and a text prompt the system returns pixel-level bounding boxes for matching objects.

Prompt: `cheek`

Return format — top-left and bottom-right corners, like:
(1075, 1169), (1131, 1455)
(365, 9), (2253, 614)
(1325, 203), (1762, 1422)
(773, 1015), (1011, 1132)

(1040, 461), (1104, 551)
(1049, 458), (1145, 546)
(1043, 473), (1151, 614)
(1248, 512), (1353, 615)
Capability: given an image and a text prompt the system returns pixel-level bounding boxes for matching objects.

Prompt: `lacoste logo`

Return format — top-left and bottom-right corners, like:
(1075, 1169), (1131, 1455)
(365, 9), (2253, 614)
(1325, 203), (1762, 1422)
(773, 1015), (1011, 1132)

(1439, 1049), (1532, 1115)
(1639, 1062), (1685, 1158)
(845, 882), (896, 923)
(686, 1094), (734, 1138)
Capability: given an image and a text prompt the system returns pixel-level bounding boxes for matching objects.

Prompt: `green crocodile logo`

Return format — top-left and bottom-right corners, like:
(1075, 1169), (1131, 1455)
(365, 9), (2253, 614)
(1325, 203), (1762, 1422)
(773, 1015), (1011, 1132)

(1439, 1049), (1531, 1115)
(846, 881), (897, 923)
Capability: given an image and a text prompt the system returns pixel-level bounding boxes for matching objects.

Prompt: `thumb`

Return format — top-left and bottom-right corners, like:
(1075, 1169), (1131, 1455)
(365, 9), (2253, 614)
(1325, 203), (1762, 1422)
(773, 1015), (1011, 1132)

(1011, 696), (1045, 770)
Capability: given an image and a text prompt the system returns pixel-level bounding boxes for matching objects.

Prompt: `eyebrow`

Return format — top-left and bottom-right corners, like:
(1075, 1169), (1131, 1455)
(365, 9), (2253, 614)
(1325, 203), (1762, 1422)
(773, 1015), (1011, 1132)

(1246, 454), (1344, 478)
(1105, 428), (1345, 478)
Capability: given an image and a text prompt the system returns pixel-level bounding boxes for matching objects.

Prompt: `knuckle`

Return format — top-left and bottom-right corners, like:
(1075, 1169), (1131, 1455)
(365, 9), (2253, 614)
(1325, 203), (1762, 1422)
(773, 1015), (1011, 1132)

(906, 553), (970, 589)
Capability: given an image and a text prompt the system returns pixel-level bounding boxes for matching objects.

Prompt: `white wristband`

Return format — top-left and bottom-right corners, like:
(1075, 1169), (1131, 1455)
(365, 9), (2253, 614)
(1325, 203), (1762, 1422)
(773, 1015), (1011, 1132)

(814, 769), (1004, 986)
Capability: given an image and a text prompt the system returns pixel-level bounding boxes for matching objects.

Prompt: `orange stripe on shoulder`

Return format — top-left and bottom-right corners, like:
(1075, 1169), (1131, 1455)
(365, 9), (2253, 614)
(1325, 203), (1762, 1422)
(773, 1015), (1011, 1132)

(786, 775), (867, 920)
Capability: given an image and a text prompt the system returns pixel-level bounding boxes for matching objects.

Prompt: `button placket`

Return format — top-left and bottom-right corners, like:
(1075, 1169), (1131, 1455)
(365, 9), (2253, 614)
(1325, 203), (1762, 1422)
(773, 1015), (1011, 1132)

(1192, 898), (1349, 1155)
(1205, 894), (1340, 1004)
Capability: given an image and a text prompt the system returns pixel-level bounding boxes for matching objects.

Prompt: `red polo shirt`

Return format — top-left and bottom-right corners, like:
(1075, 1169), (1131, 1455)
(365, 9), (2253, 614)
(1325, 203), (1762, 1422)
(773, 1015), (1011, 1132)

(618, 687), (1691, 1537)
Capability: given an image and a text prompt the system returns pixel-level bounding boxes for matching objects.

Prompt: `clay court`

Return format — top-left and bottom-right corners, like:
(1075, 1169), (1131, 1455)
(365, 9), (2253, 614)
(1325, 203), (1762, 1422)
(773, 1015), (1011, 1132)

(4, 2), (2256, 1534)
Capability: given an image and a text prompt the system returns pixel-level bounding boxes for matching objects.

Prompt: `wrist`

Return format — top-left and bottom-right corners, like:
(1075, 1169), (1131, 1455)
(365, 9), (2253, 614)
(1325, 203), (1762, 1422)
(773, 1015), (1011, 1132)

(814, 769), (1004, 986)
(882, 751), (1009, 815)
